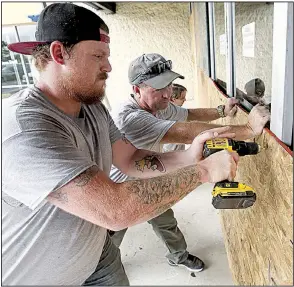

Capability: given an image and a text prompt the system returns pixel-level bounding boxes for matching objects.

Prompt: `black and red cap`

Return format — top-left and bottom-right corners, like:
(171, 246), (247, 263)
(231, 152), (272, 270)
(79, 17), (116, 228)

(8, 3), (110, 55)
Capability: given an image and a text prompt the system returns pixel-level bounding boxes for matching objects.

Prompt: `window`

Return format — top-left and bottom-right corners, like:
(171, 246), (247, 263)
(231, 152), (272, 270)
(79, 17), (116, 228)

(2, 27), (26, 98)
(235, 3), (274, 111)
(192, 2), (293, 148)
(2, 25), (37, 98)
(214, 2), (227, 93)
(192, 2), (210, 76)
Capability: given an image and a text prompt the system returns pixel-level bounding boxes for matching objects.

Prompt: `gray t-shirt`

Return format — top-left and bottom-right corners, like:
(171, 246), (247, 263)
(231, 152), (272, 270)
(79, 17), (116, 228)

(110, 95), (188, 183)
(2, 87), (122, 285)
(162, 143), (186, 152)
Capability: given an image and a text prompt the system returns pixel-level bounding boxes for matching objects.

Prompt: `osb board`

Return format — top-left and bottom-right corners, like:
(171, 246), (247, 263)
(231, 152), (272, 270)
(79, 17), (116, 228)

(197, 68), (293, 285)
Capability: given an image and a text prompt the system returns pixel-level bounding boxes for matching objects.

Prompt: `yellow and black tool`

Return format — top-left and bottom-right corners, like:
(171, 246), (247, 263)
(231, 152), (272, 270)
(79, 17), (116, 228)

(203, 138), (261, 209)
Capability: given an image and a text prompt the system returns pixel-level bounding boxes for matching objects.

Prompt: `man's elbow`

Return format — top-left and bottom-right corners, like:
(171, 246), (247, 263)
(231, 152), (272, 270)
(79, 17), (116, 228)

(94, 204), (135, 231)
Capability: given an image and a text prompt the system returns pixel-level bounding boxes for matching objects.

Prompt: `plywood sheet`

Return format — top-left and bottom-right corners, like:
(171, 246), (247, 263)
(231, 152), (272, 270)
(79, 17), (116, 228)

(196, 68), (293, 285)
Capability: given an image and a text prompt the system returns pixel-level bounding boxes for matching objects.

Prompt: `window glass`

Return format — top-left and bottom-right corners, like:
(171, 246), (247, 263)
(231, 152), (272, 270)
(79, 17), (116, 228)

(193, 3), (210, 76)
(2, 26), (27, 98)
(235, 2), (274, 111)
(18, 25), (38, 84)
(214, 3), (227, 93)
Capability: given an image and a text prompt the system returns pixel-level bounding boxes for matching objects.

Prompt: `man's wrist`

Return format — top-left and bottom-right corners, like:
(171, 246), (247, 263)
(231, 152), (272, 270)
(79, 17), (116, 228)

(216, 105), (226, 118)
(183, 149), (196, 165)
(195, 163), (208, 183)
(245, 123), (255, 138)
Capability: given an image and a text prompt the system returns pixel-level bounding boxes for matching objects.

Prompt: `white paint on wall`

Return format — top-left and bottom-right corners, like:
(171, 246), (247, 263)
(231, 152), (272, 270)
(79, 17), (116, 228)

(77, 2), (195, 108)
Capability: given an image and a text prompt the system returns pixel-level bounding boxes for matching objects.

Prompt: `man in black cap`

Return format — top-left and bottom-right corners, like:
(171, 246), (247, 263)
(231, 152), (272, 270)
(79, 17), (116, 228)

(2, 3), (240, 285)
(110, 53), (270, 273)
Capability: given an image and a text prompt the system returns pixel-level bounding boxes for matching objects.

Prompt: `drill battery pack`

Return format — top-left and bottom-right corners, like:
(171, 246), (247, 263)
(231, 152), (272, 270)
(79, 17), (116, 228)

(212, 181), (256, 209)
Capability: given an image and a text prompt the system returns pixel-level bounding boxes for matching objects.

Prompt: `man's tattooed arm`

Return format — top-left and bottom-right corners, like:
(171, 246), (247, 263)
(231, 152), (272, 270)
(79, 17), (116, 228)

(47, 166), (100, 204)
(135, 154), (166, 173)
(123, 164), (203, 222)
(46, 164), (204, 230)
(112, 135), (196, 179)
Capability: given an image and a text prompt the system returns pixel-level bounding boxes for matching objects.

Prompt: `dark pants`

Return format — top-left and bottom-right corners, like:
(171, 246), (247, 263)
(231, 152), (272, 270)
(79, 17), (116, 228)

(82, 233), (129, 286)
(110, 208), (189, 264)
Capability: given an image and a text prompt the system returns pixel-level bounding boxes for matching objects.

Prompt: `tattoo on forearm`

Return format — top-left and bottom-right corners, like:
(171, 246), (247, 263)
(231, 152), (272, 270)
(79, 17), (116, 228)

(122, 134), (130, 144)
(48, 166), (99, 204)
(129, 165), (201, 209)
(135, 155), (166, 173)
(73, 166), (100, 187)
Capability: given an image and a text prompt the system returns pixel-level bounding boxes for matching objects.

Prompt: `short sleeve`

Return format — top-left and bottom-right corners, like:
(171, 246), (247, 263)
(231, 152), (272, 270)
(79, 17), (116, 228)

(2, 128), (96, 210)
(118, 109), (175, 150)
(160, 102), (188, 122)
(107, 111), (123, 144)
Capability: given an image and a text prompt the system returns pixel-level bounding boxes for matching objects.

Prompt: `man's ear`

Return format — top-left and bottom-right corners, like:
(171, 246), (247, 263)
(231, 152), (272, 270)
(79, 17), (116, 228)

(133, 85), (141, 95)
(50, 41), (66, 65)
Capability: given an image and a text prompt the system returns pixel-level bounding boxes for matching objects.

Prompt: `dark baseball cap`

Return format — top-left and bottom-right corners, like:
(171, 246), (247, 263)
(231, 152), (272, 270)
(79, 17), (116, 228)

(8, 3), (110, 55)
(128, 53), (184, 89)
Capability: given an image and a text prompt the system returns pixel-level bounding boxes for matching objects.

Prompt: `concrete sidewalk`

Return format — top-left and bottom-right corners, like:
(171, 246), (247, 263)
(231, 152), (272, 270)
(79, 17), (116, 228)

(119, 183), (234, 285)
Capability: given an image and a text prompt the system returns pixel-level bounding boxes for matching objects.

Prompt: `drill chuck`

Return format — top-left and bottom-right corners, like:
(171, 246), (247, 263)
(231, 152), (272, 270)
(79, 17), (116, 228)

(233, 141), (261, 156)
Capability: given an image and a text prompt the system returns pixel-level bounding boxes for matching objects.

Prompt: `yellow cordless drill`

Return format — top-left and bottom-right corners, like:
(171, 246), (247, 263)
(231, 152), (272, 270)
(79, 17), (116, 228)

(203, 138), (261, 209)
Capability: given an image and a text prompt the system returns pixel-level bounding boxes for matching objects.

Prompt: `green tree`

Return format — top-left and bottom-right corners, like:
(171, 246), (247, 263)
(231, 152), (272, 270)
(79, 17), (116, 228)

(2, 41), (21, 63)
(2, 41), (11, 62)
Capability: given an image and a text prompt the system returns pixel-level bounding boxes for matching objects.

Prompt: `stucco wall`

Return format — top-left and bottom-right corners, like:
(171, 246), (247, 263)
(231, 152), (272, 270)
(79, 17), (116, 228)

(214, 2), (274, 102)
(2, 2), (44, 26)
(77, 2), (196, 109)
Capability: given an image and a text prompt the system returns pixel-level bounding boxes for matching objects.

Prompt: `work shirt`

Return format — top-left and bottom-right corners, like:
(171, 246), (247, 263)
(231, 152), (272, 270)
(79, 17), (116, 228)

(2, 86), (121, 285)
(110, 95), (188, 183)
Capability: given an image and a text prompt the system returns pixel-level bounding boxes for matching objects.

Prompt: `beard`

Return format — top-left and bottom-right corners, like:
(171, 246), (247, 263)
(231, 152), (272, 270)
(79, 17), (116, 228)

(73, 87), (106, 105)
(61, 72), (108, 105)
(155, 101), (169, 111)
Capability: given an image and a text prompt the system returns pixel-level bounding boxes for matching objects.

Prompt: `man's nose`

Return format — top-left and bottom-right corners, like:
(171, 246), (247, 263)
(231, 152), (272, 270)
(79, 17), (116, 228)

(162, 89), (171, 99)
(102, 59), (112, 73)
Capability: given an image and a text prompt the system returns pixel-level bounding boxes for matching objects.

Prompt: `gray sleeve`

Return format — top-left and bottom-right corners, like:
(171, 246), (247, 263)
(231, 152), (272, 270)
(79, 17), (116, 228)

(121, 109), (175, 150)
(162, 143), (186, 152)
(161, 103), (188, 122)
(2, 129), (96, 210)
(107, 109), (123, 144)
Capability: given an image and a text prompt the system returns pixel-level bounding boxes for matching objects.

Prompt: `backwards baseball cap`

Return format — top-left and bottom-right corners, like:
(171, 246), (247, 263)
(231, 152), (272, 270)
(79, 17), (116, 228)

(8, 3), (110, 55)
(128, 53), (184, 89)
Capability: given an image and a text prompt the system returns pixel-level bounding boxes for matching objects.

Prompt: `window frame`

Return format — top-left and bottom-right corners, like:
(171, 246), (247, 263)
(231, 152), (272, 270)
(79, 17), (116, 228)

(270, 3), (293, 146)
(208, 2), (216, 81)
(224, 2), (236, 98)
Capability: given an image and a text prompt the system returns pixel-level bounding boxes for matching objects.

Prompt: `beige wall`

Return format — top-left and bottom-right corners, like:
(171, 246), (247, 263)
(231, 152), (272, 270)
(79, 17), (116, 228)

(2, 2), (44, 26)
(77, 2), (196, 109)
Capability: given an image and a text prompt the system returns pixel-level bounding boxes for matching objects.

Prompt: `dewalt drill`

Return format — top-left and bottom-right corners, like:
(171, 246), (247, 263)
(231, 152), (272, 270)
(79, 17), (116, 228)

(203, 138), (261, 209)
